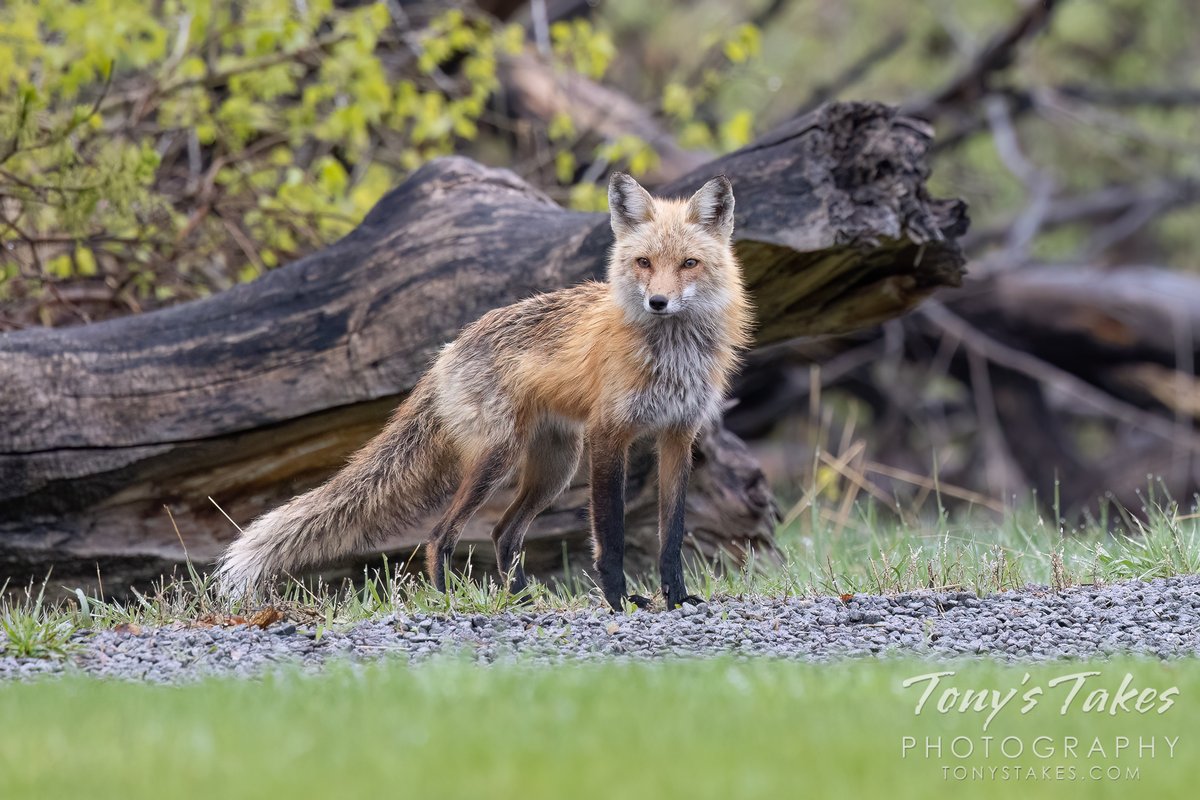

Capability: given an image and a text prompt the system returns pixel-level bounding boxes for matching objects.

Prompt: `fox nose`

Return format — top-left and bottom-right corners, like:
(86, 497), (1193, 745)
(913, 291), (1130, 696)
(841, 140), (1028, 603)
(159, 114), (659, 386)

(648, 295), (669, 312)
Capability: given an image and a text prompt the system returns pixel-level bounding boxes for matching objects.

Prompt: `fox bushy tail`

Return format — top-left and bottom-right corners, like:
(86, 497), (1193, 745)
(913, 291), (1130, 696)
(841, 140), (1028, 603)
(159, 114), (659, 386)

(216, 381), (456, 593)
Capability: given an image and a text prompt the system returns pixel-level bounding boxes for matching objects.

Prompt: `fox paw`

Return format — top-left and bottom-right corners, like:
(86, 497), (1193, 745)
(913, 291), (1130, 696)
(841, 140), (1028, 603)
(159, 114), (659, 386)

(666, 593), (705, 610)
(627, 594), (654, 610)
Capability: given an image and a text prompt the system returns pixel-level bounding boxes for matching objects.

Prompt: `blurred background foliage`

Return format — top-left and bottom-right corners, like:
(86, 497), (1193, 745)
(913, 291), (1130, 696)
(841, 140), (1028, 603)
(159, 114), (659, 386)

(0, 0), (766, 324)
(2, 0), (1197, 327)
(1, 0), (523, 320)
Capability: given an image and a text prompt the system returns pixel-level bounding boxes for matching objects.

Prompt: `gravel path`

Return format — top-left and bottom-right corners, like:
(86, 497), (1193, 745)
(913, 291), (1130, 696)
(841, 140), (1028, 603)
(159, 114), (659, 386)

(4, 576), (1200, 682)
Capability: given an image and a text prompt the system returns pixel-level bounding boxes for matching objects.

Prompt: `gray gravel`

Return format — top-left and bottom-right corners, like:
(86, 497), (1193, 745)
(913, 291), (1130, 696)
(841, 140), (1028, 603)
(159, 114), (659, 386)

(4, 575), (1200, 682)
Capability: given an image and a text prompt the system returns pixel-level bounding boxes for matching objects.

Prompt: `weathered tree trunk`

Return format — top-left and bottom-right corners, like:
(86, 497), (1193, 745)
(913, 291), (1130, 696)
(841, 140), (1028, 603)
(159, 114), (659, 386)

(0, 102), (966, 592)
(725, 263), (1200, 520)
(926, 265), (1200, 513)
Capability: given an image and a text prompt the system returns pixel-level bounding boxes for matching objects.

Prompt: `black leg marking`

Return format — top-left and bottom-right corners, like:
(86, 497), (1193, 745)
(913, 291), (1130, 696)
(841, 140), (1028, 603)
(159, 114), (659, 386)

(491, 421), (583, 597)
(426, 448), (511, 592)
(589, 432), (629, 612)
(658, 430), (699, 609)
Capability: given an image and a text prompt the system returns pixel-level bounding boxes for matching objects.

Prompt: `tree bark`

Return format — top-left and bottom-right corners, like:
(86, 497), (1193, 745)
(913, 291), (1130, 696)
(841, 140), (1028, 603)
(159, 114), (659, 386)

(726, 262), (1200, 521)
(926, 265), (1200, 513)
(0, 102), (966, 592)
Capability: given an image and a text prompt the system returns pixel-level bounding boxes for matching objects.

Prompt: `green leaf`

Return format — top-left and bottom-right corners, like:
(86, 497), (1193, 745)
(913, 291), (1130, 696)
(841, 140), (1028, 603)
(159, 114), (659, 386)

(723, 24), (762, 65)
(662, 83), (694, 121)
(316, 156), (349, 197)
(548, 112), (575, 142)
(47, 254), (73, 279)
(719, 109), (754, 151)
(75, 246), (98, 277)
(555, 151), (576, 184)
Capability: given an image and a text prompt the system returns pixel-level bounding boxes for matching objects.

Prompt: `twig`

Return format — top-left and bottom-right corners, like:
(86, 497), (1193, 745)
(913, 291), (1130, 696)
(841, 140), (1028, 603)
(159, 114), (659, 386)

(983, 95), (1054, 264)
(908, 0), (1064, 118)
(208, 496), (244, 534)
(0, 66), (112, 168)
(1040, 89), (1200, 156)
(967, 347), (1023, 499)
(792, 30), (907, 118)
(816, 449), (896, 510)
(781, 440), (867, 527)
(861, 459), (1005, 513)
(920, 300), (1200, 452)
(386, 0), (457, 94)
(530, 0), (551, 56)
(750, 0), (795, 29)
(963, 179), (1200, 252)
(1057, 84), (1200, 109)
(219, 217), (265, 273)
(933, 84), (1200, 154)
(164, 505), (190, 560)
(1080, 193), (1173, 262)
(99, 32), (350, 115)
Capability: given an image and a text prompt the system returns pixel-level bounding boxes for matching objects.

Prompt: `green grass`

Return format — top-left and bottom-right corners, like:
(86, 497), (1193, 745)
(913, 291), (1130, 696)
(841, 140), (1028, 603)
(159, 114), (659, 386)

(0, 608), (75, 659)
(0, 581), (76, 659)
(0, 657), (1194, 799)
(2, 493), (1198, 653)
(758, 495), (1200, 597)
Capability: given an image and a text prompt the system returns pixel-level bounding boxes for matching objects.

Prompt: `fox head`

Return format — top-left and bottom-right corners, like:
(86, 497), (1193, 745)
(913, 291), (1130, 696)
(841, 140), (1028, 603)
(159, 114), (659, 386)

(606, 173), (739, 320)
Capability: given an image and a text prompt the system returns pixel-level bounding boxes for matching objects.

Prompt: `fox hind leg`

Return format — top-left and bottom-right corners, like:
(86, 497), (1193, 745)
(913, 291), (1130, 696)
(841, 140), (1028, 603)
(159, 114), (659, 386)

(425, 446), (514, 592)
(491, 420), (584, 596)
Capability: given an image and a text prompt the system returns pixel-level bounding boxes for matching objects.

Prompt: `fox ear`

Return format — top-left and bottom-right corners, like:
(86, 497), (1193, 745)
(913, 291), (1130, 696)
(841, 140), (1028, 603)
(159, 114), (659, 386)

(686, 175), (735, 240)
(608, 173), (655, 235)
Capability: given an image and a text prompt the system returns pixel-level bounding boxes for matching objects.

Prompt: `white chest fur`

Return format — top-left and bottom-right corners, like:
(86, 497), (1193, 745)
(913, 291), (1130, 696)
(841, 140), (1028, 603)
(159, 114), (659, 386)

(623, 318), (723, 431)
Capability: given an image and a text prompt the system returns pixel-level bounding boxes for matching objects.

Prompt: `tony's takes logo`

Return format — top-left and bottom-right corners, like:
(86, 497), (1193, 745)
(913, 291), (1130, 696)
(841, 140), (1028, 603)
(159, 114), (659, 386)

(902, 670), (1179, 731)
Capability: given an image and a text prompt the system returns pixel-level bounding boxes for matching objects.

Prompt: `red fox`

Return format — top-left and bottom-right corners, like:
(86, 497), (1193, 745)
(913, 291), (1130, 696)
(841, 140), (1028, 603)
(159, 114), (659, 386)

(217, 173), (752, 610)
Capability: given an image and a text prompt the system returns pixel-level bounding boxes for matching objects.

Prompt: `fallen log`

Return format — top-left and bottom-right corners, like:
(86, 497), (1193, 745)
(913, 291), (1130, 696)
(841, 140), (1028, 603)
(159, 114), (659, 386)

(726, 263), (1200, 520)
(0, 102), (967, 592)
(925, 265), (1200, 512)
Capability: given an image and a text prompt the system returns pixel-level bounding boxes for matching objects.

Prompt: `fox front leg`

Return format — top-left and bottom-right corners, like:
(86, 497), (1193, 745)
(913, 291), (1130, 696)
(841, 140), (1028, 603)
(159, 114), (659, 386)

(657, 428), (705, 609)
(588, 425), (650, 612)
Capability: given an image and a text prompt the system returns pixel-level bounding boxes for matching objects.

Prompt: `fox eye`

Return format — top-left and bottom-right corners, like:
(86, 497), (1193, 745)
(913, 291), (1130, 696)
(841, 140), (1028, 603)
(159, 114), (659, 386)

(636, 257), (651, 269)
(682, 258), (698, 268)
